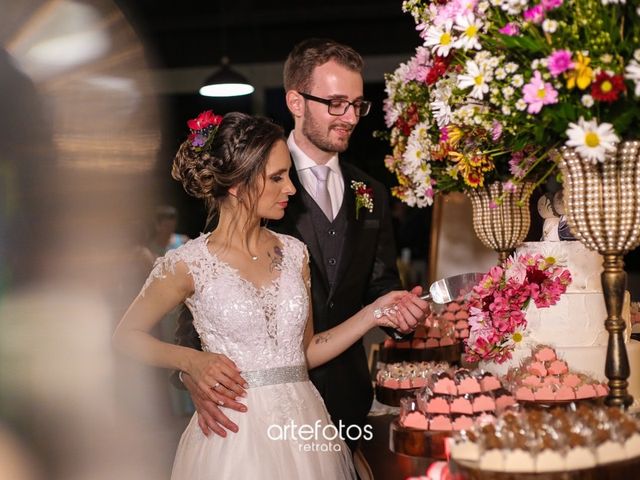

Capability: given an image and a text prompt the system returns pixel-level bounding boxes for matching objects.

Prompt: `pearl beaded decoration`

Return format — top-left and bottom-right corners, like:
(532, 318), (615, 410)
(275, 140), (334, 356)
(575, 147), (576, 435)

(558, 141), (640, 255)
(466, 181), (536, 263)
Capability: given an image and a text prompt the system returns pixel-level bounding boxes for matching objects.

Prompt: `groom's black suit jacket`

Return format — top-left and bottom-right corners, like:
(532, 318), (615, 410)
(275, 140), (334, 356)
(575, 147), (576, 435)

(269, 160), (401, 436)
(175, 158), (401, 443)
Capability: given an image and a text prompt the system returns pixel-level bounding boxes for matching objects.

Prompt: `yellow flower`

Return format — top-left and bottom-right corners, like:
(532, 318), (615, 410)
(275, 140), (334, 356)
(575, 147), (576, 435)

(566, 53), (593, 90)
(463, 170), (484, 188)
(446, 125), (464, 146)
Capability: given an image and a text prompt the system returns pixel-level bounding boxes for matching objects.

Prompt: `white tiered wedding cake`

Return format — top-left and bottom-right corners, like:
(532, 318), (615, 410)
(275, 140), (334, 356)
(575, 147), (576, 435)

(479, 195), (640, 404)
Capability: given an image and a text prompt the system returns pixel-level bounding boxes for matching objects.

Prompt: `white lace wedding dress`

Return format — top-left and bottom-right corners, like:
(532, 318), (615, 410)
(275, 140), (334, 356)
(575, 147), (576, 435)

(143, 231), (355, 480)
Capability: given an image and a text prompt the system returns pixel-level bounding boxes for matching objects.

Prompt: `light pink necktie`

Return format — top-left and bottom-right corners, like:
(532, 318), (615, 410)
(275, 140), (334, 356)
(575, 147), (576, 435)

(310, 165), (333, 221)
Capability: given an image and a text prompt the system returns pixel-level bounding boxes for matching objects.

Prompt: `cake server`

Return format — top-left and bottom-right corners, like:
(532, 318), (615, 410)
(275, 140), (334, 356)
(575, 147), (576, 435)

(420, 271), (486, 304)
(374, 272), (485, 319)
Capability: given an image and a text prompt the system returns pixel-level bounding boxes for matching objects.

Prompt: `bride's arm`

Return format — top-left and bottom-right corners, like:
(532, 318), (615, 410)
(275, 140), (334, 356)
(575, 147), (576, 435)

(302, 253), (426, 370)
(113, 260), (197, 371)
(113, 260), (246, 402)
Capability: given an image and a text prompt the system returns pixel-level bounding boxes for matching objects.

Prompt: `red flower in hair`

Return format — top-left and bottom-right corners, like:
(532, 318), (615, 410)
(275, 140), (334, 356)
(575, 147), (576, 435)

(187, 110), (223, 131)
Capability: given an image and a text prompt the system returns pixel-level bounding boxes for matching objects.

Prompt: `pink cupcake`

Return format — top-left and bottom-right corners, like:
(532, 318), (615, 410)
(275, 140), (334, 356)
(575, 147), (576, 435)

(548, 360), (569, 376)
(534, 346), (557, 363)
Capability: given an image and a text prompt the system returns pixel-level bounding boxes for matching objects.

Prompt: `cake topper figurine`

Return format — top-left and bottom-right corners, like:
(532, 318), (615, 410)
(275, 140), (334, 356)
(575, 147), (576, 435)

(538, 191), (575, 242)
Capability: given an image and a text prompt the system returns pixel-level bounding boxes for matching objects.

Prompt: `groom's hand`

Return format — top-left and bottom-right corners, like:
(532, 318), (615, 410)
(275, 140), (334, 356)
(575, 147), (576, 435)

(182, 372), (248, 437)
(392, 285), (429, 333)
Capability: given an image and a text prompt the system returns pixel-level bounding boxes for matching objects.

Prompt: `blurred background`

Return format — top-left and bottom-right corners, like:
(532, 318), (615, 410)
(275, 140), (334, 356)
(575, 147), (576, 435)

(1, 1), (638, 478)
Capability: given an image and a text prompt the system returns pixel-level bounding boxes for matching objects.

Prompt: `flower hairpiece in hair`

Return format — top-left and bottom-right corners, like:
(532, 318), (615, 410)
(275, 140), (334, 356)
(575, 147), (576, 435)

(351, 180), (374, 220)
(187, 110), (223, 152)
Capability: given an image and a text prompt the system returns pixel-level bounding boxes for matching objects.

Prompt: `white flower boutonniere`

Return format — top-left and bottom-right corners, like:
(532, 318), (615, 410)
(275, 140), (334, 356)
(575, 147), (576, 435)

(351, 180), (374, 220)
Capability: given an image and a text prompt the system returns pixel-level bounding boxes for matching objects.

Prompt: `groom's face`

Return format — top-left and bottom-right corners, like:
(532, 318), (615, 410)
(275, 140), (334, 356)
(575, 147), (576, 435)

(300, 60), (363, 154)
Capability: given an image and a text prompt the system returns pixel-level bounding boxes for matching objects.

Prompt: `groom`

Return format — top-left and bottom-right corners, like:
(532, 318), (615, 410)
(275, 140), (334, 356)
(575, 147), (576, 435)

(177, 38), (425, 449)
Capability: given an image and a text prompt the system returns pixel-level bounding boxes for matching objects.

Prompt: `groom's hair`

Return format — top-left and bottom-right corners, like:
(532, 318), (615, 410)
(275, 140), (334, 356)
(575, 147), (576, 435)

(283, 38), (363, 93)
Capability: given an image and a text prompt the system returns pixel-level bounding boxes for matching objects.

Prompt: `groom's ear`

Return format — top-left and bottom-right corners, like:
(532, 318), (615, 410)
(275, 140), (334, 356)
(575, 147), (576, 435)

(285, 90), (303, 117)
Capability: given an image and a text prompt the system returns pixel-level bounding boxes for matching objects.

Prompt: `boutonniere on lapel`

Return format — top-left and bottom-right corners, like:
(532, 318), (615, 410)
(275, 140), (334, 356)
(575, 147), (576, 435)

(350, 180), (374, 220)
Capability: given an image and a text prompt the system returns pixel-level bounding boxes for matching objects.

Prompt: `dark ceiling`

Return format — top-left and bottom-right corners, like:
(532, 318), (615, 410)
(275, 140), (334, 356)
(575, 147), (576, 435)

(115, 0), (420, 68)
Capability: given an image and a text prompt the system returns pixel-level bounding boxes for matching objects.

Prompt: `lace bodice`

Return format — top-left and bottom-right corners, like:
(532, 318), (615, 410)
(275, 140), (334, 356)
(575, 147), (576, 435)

(142, 231), (309, 371)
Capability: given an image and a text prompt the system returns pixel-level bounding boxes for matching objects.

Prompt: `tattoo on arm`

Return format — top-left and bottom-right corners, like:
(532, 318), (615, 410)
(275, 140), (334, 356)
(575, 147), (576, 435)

(268, 245), (284, 272)
(314, 332), (331, 345)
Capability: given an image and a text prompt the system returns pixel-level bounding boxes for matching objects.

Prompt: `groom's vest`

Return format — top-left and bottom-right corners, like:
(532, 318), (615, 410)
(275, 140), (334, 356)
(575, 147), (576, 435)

(298, 187), (348, 293)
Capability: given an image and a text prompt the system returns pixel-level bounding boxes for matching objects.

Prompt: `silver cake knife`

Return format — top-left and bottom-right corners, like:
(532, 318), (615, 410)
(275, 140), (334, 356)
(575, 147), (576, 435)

(374, 272), (485, 319)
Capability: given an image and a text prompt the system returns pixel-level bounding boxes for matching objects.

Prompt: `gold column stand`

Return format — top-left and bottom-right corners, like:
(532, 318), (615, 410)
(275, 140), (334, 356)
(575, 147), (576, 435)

(602, 254), (633, 408)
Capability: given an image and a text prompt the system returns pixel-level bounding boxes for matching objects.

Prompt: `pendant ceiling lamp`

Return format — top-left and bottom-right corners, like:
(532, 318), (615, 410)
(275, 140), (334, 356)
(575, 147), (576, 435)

(199, 56), (254, 97)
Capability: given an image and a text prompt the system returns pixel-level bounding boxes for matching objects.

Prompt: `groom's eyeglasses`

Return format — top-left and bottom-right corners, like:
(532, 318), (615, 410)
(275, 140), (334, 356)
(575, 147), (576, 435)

(297, 92), (372, 117)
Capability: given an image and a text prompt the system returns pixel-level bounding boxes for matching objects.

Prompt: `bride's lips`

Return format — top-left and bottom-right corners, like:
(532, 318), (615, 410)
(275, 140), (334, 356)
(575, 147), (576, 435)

(277, 201), (288, 208)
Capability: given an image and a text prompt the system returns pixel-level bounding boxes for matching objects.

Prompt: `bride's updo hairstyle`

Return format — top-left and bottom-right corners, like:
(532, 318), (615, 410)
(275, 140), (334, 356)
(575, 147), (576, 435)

(172, 111), (285, 221)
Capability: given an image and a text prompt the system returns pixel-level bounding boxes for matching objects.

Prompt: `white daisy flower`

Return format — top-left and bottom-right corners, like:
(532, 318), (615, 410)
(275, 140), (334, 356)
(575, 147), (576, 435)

(581, 94), (594, 107)
(488, 56), (501, 69)
(501, 0), (528, 15)
(430, 100), (453, 127)
(565, 117), (619, 164)
(542, 19), (558, 33)
(505, 62), (519, 74)
(531, 59), (541, 70)
(625, 60), (640, 96)
(495, 67), (507, 80)
(478, 1), (490, 12)
(512, 74), (524, 87)
(424, 21), (455, 57)
(515, 98), (527, 111)
(503, 85), (515, 98)
(457, 60), (491, 99)
(501, 105), (512, 115)
(503, 325), (529, 350)
(634, 49), (640, 62)
(600, 54), (613, 64)
(453, 13), (483, 50)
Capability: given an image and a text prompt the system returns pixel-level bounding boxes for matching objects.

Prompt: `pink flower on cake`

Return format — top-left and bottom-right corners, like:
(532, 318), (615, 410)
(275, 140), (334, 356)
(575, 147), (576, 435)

(464, 253), (571, 363)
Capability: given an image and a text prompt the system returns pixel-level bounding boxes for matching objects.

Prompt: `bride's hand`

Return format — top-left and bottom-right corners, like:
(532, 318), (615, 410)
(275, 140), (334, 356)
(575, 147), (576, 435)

(187, 351), (248, 404)
(369, 287), (429, 333)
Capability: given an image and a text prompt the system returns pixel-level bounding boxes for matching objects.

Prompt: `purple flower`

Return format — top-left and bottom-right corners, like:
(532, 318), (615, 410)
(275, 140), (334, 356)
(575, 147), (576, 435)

(499, 23), (520, 36)
(523, 4), (545, 24)
(191, 134), (206, 147)
(503, 180), (517, 193)
(522, 71), (558, 114)
(541, 0), (563, 10)
(491, 120), (503, 141)
(489, 200), (498, 209)
(439, 126), (449, 142)
(509, 155), (527, 178)
(547, 50), (573, 77)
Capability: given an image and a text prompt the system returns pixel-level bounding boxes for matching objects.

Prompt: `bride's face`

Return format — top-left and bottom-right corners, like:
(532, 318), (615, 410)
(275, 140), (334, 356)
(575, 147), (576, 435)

(255, 140), (296, 220)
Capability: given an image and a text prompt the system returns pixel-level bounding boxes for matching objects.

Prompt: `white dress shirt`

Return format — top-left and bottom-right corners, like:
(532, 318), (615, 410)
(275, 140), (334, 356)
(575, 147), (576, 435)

(287, 132), (345, 219)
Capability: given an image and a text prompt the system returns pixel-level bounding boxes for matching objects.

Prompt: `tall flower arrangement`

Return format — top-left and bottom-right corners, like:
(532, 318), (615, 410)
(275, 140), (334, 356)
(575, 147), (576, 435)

(465, 252), (572, 363)
(382, 0), (640, 207)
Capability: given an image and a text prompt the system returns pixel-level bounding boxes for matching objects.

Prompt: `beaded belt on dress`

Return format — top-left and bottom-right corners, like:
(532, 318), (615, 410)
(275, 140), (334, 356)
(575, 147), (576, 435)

(242, 364), (308, 388)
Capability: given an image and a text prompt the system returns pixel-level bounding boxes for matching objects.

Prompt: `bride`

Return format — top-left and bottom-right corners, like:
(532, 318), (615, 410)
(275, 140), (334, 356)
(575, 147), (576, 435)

(113, 111), (426, 479)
